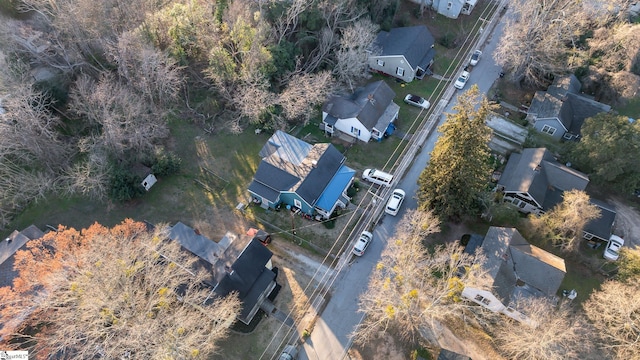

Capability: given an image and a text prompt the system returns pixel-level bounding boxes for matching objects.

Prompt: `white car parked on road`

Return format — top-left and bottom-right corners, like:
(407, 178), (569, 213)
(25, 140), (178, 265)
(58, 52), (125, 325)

(469, 50), (482, 66)
(385, 189), (406, 216)
(352, 231), (373, 256)
(454, 71), (470, 89)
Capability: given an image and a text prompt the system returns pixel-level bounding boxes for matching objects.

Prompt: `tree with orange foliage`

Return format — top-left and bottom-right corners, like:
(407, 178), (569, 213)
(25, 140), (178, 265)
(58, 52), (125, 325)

(0, 219), (241, 359)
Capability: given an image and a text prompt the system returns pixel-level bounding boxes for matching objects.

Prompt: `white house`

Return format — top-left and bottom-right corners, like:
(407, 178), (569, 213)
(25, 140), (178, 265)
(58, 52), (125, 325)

(322, 81), (399, 143)
(408, 0), (478, 19)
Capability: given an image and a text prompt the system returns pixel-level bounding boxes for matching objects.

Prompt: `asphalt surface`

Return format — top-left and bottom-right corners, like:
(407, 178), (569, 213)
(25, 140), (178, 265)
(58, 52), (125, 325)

(299, 17), (507, 360)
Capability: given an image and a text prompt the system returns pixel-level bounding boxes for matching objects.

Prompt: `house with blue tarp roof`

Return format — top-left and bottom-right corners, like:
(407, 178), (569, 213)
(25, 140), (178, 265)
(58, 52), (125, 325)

(248, 131), (355, 219)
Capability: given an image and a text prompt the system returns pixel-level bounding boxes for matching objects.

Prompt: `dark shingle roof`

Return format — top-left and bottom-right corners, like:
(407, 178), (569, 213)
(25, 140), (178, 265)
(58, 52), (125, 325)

(250, 131), (346, 206)
(528, 75), (610, 134)
(584, 199), (616, 240)
(322, 81), (396, 130)
(249, 161), (300, 202)
(373, 25), (436, 69)
(499, 148), (589, 210)
(481, 227), (566, 305)
(296, 145), (344, 206)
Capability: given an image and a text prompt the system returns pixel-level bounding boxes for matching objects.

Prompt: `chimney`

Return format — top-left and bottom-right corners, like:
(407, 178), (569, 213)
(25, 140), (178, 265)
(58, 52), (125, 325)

(311, 160), (318, 168)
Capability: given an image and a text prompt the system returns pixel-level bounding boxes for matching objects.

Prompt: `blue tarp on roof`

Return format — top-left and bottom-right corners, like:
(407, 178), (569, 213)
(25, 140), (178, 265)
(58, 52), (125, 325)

(315, 165), (355, 211)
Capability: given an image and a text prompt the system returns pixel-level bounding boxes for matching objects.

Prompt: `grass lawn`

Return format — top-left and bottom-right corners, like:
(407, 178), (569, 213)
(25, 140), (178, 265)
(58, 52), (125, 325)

(614, 97), (640, 119)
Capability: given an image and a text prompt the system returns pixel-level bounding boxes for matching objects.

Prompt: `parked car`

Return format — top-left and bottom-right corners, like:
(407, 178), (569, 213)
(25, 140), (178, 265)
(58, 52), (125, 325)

(469, 50), (482, 66)
(454, 71), (470, 89)
(352, 231), (373, 256)
(362, 168), (393, 187)
(603, 235), (624, 261)
(403, 94), (431, 109)
(279, 345), (298, 360)
(385, 189), (406, 216)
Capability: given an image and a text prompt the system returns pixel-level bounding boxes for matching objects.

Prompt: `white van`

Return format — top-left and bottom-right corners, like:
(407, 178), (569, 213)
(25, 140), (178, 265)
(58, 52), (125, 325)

(362, 168), (394, 187)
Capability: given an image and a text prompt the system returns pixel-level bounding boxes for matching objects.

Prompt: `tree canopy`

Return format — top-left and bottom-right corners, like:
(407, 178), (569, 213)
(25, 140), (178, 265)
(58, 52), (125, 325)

(0, 220), (241, 359)
(527, 189), (601, 252)
(352, 209), (491, 345)
(496, 0), (630, 86)
(493, 298), (596, 360)
(568, 113), (640, 194)
(417, 85), (492, 219)
(584, 280), (640, 360)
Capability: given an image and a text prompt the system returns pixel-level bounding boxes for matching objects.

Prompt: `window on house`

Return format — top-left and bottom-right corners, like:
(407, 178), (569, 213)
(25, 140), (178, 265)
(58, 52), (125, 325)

(541, 125), (556, 135)
(396, 67), (404, 76)
(294, 199), (302, 209)
(351, 126), (361, 136)
(584, 233), (593, 240)
(474, 294), (491, 305)
(377, 59), (385, 67)
(519, 201), (526, 209)
(563, 133), (574, 140)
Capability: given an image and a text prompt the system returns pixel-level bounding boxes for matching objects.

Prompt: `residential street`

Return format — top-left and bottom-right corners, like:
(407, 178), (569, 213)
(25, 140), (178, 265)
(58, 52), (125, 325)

(298, 17), (507, 360)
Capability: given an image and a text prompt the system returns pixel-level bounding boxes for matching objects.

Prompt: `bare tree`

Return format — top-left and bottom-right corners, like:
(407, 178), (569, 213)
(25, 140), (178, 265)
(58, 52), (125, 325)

(333, 19), (379, 91)
(278, 71), (335, 125)
(0, 85), (70, 169)
(68, 74), (169, 157)
(584, 281), (640, 359)
(493, 297), (596, 360)
(273, 0), (312, 44)
(352, 209), (491, 345)
(527, 189), (601, 252)
(1, 220), (241, 358)
(110, 31), (183, 108)
(496, 0), (586, 85)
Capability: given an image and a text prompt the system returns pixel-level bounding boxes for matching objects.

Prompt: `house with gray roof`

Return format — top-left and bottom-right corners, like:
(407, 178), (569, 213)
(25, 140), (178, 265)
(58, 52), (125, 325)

(322, 80), (399, 143)
(0, 225), (45, 288)
(583, 199), (617, 242)
(526, 75), (611, 140)
(367, 26), (436, 82)
(498, 147), (616, 241)
(461, 227), (566, 323)
(248, 131), (355, 219)
(168, 222), (277, 325)
(497, 148), (589, 215)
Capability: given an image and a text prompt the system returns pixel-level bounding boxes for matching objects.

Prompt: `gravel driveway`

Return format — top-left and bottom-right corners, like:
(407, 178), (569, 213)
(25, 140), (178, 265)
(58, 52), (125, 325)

(609, 197), (640, 248)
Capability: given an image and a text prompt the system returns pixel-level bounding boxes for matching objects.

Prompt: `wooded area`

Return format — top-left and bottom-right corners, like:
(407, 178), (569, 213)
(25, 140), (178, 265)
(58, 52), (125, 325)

(0, 220), (241, 358)
(0, 0), (396, 228)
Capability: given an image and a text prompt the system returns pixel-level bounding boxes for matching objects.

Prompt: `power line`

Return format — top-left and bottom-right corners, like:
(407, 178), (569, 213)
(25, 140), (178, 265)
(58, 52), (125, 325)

(261, 2), (507, 358)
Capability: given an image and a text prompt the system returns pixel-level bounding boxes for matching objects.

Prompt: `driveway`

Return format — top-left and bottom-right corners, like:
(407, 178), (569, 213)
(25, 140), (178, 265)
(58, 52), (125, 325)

(609, 197), (640, 248)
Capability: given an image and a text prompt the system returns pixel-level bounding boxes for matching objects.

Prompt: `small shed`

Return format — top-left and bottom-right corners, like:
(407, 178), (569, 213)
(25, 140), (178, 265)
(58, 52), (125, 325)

(486, 113), (528, 155)
(142, 174), (157, 191)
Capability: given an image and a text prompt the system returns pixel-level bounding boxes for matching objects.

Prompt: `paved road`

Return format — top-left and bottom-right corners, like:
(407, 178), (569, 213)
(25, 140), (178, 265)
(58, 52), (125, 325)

(299, 17), (506, 360)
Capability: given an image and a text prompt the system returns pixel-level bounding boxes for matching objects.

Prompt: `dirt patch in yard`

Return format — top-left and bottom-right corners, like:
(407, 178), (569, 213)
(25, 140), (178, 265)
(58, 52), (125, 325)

(608, 197), (640, 248)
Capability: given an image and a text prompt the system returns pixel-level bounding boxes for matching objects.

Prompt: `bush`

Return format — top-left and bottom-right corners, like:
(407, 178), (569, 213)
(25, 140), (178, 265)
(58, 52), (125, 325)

(109, 166), (144, 202)
(438, 33), (457, 49)
(151, 150), (181, 177)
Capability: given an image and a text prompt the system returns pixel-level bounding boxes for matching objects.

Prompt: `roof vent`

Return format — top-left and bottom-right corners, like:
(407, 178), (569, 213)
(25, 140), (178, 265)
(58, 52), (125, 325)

(534, 165), (541, 173)
(311, 160), (318, 167)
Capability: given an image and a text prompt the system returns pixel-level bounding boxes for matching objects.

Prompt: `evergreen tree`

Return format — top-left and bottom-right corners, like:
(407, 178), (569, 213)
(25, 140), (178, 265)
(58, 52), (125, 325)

(417, 85), (492, 219)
